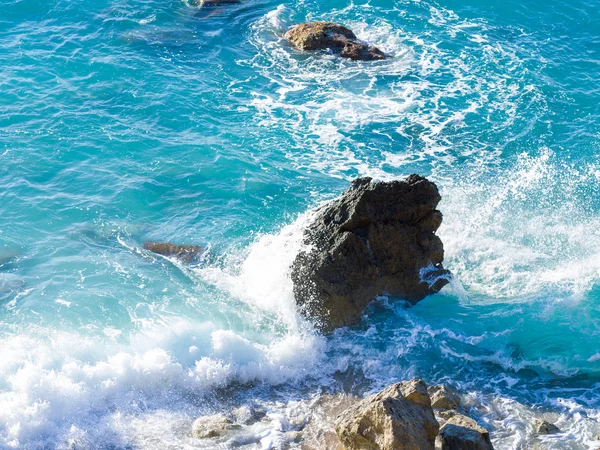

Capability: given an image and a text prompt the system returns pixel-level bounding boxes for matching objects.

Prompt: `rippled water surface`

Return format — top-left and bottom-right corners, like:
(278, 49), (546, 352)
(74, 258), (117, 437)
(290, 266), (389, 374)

(1, 0), (600, 448)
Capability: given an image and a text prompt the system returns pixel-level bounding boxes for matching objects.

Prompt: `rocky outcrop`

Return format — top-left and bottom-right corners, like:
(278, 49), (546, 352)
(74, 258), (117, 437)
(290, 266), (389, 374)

(284, 22), (385, 61)
(143, 241), (204, 262)
(291, 175), (449, 332)
(335, 379), (439, 450)
(533, 419), (560, 435)
(428, 385), (460, 411)
(192, 414), (240, 439)
(438, 414), (494, 450)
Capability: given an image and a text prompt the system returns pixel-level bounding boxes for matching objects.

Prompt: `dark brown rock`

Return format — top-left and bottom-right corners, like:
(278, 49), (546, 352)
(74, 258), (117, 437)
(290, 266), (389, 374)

(291, 175), (449, 332)
(284, 22), (386, 61)
(335, 379), (439, 450)
(143, 241), (204, 262)
(340, 41), (386, 61)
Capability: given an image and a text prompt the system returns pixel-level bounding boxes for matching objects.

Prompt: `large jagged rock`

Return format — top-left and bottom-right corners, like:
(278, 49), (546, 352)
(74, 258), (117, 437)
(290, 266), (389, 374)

(285, 22), (386, 61)
(291, 175), (449, 332)
(335, 379), (440, 450)
(438, 414), (494, 450)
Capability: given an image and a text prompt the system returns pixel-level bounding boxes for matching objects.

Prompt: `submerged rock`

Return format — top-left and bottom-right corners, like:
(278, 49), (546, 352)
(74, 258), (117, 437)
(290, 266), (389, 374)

(192, 414), (240, 439)
(193, 0), (240, 5)
(0, 247), (19, 267)
(438, 414), (494, 450)
(143, 241), (204, 262)
(533, 419), (560, 435)
(428, 385), (461, 411)
(291, 175), (449, 332)
(335, 379), (439, 450)
(284, 22), (386, 61)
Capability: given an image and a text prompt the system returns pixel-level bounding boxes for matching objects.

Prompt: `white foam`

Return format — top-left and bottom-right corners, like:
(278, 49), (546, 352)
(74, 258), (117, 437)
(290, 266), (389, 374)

(0, 211), (330, 448)
(197, 211), (315, 330)
(438, 149), (600, 300)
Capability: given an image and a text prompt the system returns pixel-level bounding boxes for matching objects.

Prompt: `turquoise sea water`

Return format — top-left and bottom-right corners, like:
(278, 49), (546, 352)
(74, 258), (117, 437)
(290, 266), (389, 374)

(2, 0), (600, 448)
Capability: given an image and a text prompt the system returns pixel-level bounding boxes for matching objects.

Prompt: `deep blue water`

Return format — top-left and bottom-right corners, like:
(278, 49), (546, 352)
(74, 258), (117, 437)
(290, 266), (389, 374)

(1, 0), (600, 448)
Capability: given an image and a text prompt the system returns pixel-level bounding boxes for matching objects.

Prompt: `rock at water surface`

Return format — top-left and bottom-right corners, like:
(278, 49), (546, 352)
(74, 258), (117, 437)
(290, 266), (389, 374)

(143, 241), (204, 262)
(192, 414), (240, 439)
(291, 175), (449, 332)
(438, 414), (494, 450)
(192, 0), (240, 5)
(232, 404), (267, 425)
(533, 418), (560, 435)
(335, 379), (439, 450)
(284, 22), (386, 61)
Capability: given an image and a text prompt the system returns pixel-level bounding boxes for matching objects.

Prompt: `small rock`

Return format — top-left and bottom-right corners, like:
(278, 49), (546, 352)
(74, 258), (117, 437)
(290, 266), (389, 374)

(284, 22), (386, 61)
(193, 0), (240, 5)
(286, 430), (303, 443)
(232, 404), (267, 425)
(192, 414), (239, 439)
(428, 385), (461, 411)
(534, 419), (560, 435)
(438, 414), (494, 450)
(335, 379), (439, 450)
(143, 241), (204, 262)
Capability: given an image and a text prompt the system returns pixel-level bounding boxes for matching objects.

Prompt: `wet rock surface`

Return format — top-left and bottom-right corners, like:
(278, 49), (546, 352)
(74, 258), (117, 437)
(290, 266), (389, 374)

(193, 0), (240, 6)
(284, 22), (386, 61)
(143, 241), (204, 262)
(438, 414), (494, 450)
(291, 175), (449, 332)
(192, 414), (240, 439)
(335, 379), (439, 450)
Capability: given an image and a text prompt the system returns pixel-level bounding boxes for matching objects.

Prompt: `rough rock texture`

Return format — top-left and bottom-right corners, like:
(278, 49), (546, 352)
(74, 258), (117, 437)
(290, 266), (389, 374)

(285, 22), (386, 61)
(438, 414), (494, 450)
(143, 241), (204, 262)
(533, 419), (560, 435)
(335, 379), (439, 450)
(192, 414), (240, 439)
(428, 385), (461, 411)
(291, 175), (449, 332)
